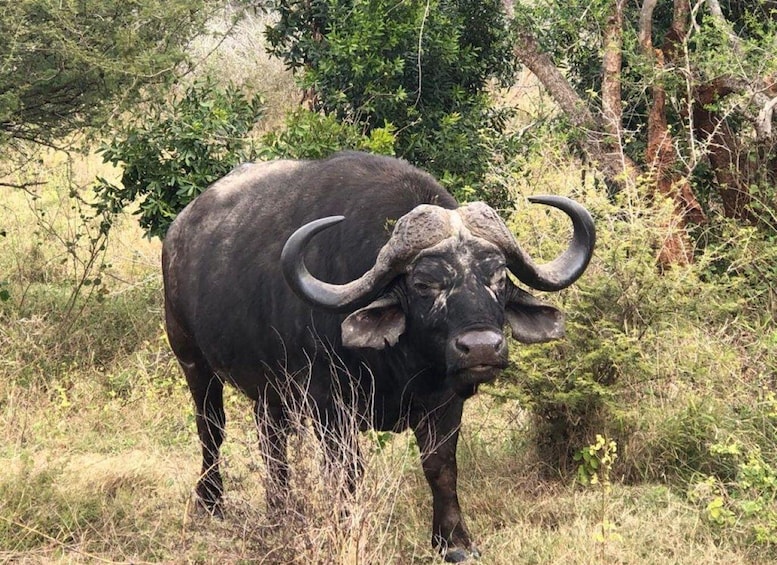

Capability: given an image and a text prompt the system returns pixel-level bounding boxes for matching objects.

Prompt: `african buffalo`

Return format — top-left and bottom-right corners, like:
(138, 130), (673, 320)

(162, 151), (595, 562)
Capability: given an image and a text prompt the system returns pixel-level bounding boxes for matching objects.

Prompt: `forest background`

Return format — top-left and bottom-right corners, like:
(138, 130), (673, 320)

(2, 1), (777, 563)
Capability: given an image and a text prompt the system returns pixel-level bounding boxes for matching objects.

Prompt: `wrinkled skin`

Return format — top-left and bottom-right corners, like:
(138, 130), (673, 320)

(162, 151), (594, 561)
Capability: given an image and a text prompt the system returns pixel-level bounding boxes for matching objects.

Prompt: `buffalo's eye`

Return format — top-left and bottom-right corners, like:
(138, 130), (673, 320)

(410, 258), (452, 297)
(412, 279), (439, 297)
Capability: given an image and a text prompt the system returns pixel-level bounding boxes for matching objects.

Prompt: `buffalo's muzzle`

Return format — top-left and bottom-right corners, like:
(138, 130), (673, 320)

(450, 329), (507, 368)
(448, 329), (508, 397)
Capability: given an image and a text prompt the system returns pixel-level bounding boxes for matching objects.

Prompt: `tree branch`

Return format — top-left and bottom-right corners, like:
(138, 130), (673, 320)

(514, 30), (597, 128)
(513, 27), (640, 187)
(0, 180), (45, 190)
(639, 0), (658, 50)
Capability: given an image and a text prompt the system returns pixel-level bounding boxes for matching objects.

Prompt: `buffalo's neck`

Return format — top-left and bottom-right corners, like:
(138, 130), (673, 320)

(353, 344), (447, 432)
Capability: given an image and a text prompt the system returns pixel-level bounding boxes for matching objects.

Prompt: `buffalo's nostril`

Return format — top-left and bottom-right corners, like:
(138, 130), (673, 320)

(455, 337), (471, 354)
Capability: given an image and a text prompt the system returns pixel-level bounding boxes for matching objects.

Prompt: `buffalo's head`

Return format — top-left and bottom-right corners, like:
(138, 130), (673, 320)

(281, 196), (595, 397)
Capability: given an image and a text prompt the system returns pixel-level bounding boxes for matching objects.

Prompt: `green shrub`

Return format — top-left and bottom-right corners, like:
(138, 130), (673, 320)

(95, 78), (265, 239)
(497, 188), (774, 483)
(260, 108), (396, 160)
(689, 406), (777, 551)
(265, 0), (517, 206)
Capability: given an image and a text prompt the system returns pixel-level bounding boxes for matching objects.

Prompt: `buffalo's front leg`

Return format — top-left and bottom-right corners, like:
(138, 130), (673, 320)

(411, 395), (479, 562)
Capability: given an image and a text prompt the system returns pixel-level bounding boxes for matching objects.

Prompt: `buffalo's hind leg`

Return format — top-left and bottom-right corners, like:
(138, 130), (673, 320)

(186, 362), (226, 517)
(167, 311), (227, 517)
(255, 401), (290, 515)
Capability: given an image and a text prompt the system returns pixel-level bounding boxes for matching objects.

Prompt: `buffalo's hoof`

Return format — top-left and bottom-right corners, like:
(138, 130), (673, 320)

(194, 497), (224, 519)
(443, 546), (480, 563)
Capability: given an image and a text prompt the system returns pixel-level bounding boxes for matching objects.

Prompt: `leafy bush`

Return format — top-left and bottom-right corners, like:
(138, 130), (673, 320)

(265, 0), (517, 206)
(94, 80), (399, 239)
(689, 407), (777, 551)
(260, 109), (396, 160)
(95, 79), (265, 239)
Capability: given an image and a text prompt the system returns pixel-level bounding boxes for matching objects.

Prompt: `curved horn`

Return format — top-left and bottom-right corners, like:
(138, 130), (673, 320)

(458, 196), (595, 292)
(508, 195), (596, 291)
(282, 216), (393, 313)
(282, 205), (456, 312)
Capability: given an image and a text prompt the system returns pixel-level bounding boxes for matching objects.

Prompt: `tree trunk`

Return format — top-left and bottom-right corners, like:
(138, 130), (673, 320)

(639, 0), (705, 265)
(694, 81), (754, 219)
(601, 0), (625, 142)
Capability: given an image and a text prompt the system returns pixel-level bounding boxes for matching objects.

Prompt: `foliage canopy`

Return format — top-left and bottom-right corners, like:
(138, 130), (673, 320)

(0, 0), (221, 154)
(95, 87), (396, 238)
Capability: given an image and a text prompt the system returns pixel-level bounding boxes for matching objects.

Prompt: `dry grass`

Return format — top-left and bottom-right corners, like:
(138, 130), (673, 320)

(0, 152), (771, 564)
(1, 372), (754, 564)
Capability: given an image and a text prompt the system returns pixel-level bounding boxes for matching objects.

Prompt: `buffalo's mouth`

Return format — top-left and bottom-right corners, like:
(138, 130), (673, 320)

(451, 363), (506, 398)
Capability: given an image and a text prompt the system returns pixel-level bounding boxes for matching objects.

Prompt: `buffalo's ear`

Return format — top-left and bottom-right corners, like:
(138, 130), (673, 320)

(341, 295), (406, 349)
(505, 284), (565, 344)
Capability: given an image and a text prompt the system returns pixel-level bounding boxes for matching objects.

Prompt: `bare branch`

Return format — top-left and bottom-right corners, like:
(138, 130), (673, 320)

(756, 95), (777, 139)
(514, 30), (598, 128)
(0, 180), (45, 190)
